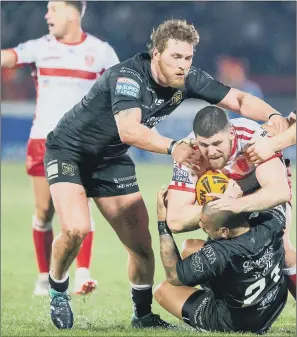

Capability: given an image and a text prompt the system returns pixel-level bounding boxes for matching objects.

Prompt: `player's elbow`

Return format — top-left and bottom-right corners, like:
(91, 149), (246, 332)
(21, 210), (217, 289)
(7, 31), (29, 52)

(278, 183), (291, 204)
(117, 127), (134, 144)
(166, 213), (184, 233)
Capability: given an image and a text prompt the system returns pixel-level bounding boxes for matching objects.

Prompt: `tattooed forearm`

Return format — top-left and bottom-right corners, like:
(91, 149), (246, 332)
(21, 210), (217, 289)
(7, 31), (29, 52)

(160, 234), (183, 286)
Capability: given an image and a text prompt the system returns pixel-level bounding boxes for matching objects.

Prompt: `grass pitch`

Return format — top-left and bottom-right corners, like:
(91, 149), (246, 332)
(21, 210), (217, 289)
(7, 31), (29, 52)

(1, 163), (296, 336)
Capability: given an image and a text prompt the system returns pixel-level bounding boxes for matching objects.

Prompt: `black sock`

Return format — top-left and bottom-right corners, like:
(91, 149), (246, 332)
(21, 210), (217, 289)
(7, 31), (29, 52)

(131, 286), (153, 318)
(49, 274), (69, 293)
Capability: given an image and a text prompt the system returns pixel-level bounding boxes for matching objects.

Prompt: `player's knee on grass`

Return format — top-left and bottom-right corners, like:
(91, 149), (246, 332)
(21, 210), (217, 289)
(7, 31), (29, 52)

(153, 281), (167, 304)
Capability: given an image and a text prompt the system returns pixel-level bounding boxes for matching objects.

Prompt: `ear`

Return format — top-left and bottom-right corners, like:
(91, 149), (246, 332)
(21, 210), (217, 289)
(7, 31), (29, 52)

(220, 227), (230, 239)
(153, 48), (160, 62)
(229, 127), (235, 141)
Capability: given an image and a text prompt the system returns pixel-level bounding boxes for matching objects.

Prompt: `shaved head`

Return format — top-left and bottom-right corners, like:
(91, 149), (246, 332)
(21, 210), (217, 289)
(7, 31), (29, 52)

(202, 202), (248, 231)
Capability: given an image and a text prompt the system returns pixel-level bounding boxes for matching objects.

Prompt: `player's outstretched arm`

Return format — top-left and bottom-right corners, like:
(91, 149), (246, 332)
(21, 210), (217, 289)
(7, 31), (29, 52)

(115, 107), (201, 167)
(1, 49), (17, 68)
(217, 88), (288, 133)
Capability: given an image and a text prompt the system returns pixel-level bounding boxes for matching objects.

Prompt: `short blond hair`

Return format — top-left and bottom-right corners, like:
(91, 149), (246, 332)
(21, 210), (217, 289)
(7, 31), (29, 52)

(148, 19), (200, 56)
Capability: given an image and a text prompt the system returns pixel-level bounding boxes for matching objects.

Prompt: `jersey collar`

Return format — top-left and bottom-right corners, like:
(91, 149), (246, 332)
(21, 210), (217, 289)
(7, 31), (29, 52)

(55, 31), (87, 46)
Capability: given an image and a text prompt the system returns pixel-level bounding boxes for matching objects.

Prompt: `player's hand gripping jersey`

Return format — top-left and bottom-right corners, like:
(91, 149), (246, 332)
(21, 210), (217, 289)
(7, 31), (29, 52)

(169, 118), (291, 196)
(46, 53), (230, 161)
(12, 33), (119, 139)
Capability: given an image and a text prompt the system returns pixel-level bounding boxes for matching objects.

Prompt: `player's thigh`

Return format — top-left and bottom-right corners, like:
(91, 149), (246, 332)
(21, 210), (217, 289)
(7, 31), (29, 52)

(182, 239), (205, 259)
(178, 286), (231, 332)
(94, 192), (151, 252)
(44, 149), (91, 234)
(84, 154), (150, 250)
(154, 281), (199, 320)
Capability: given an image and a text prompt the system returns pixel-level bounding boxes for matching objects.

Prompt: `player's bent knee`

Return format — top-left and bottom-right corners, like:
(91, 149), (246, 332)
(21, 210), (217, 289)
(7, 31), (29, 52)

(153, 281), (168, 303)
(181, 239), (204, 259)
(61, 224), (90, 241)
(129, 242), (154, 260)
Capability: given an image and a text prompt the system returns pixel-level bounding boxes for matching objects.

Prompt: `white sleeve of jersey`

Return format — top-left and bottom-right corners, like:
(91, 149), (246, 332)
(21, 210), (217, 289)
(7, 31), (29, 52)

(233, 118), (271, 152)
(168, 160), (197, 193)
(13, 38), (39, 64)
(104, 43), (120, 69)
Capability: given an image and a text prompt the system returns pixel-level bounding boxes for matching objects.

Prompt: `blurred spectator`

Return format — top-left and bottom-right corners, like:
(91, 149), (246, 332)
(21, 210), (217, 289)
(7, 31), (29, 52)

(216, 55), (264, 120)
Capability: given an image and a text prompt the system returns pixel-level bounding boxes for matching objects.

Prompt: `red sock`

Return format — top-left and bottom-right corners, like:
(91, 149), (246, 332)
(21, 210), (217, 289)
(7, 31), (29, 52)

(76, 231), (94, 269)
(33, 228), (53, 273)
(286, 274), (296, 300)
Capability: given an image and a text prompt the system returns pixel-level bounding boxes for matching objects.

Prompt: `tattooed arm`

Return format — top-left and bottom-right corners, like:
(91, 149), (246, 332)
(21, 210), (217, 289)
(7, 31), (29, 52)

(157, 188), (183, 286)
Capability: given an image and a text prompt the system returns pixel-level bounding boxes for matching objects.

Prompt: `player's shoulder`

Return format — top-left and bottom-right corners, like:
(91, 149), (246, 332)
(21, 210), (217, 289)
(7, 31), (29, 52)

(231, 117), (261, 134)
(85, 33), (113, 49)
(108, 53), (148, 83)
(188, 66), (213, 79)
(19, 34), (52, 46)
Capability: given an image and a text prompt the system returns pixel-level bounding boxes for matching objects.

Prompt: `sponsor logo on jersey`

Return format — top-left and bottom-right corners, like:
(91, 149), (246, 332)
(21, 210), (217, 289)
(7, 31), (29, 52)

(172, 166), (192, 183)
(61, 162), (75, 176)
(202, 245), (216, 264)
(191, 253), (204, 273)
(243, 245), (274, 273)
(144, 115), (168, 128)
(113, 175), (136, 183)
(171, 90), (183, 105)
(115, 77), (140, 98)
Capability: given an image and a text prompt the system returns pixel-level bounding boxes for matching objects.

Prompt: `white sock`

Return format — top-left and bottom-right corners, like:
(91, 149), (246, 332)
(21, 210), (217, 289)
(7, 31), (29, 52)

(49, 272), (69, 283)
(75, 267), (90, 279)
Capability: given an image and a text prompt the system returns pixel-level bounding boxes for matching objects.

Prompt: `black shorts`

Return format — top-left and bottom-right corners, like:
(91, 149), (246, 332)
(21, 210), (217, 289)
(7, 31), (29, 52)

(44, 148), (139, 198)
(181, 289), (234, 333)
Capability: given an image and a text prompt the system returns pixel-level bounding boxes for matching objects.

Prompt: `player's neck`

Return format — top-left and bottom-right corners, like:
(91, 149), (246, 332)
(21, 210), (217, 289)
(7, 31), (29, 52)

(57, 26), (84, 44)
(230, 225), (250, 238)
(150, 61), (168, 87)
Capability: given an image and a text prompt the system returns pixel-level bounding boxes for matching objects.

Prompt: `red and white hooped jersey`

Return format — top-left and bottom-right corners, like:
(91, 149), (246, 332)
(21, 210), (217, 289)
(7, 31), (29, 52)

(12, 32), (119, 139)
(169, 118), (287, 195)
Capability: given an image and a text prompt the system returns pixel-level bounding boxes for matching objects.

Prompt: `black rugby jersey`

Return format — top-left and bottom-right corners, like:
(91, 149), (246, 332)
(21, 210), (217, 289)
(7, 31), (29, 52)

(46, 53), (230, 161)
(176, 205), (288, 332)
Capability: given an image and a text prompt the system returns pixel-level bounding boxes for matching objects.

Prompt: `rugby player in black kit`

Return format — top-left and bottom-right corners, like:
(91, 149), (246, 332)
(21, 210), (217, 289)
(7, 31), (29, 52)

(154, 189), (288, 334)
(44, 19), (289, 329)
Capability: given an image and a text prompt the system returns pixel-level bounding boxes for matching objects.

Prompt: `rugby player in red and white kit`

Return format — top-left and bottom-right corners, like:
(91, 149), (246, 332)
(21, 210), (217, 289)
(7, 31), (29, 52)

(166, 106), (296, 300)
(1, 1), (119, 295)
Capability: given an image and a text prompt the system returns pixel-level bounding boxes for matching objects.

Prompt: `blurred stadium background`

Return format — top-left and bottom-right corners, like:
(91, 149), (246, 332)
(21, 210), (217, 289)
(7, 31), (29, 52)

(1, 1), (296, 336)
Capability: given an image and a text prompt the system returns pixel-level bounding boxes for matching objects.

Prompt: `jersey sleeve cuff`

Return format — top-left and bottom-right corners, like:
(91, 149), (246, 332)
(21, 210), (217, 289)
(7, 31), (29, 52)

(168, 184), (196, 193)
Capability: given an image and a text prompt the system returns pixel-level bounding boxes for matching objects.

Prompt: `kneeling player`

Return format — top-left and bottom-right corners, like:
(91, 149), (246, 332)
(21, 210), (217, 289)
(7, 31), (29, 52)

(155, 189), (288, 333)
(167, 106), (296, 299)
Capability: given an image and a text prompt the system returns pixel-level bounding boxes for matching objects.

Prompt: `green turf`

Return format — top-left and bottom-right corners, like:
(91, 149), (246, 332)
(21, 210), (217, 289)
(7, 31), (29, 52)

(1, 163), (296, 336)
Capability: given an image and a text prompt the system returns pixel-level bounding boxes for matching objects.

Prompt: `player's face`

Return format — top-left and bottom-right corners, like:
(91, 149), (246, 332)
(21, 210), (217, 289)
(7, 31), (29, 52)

(156, 39), (194, 88)
(199, 216), (221, 240)
(199, 216), (229, 240)
(197, 129), (234, 169)
(45, 2), (73, 38)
